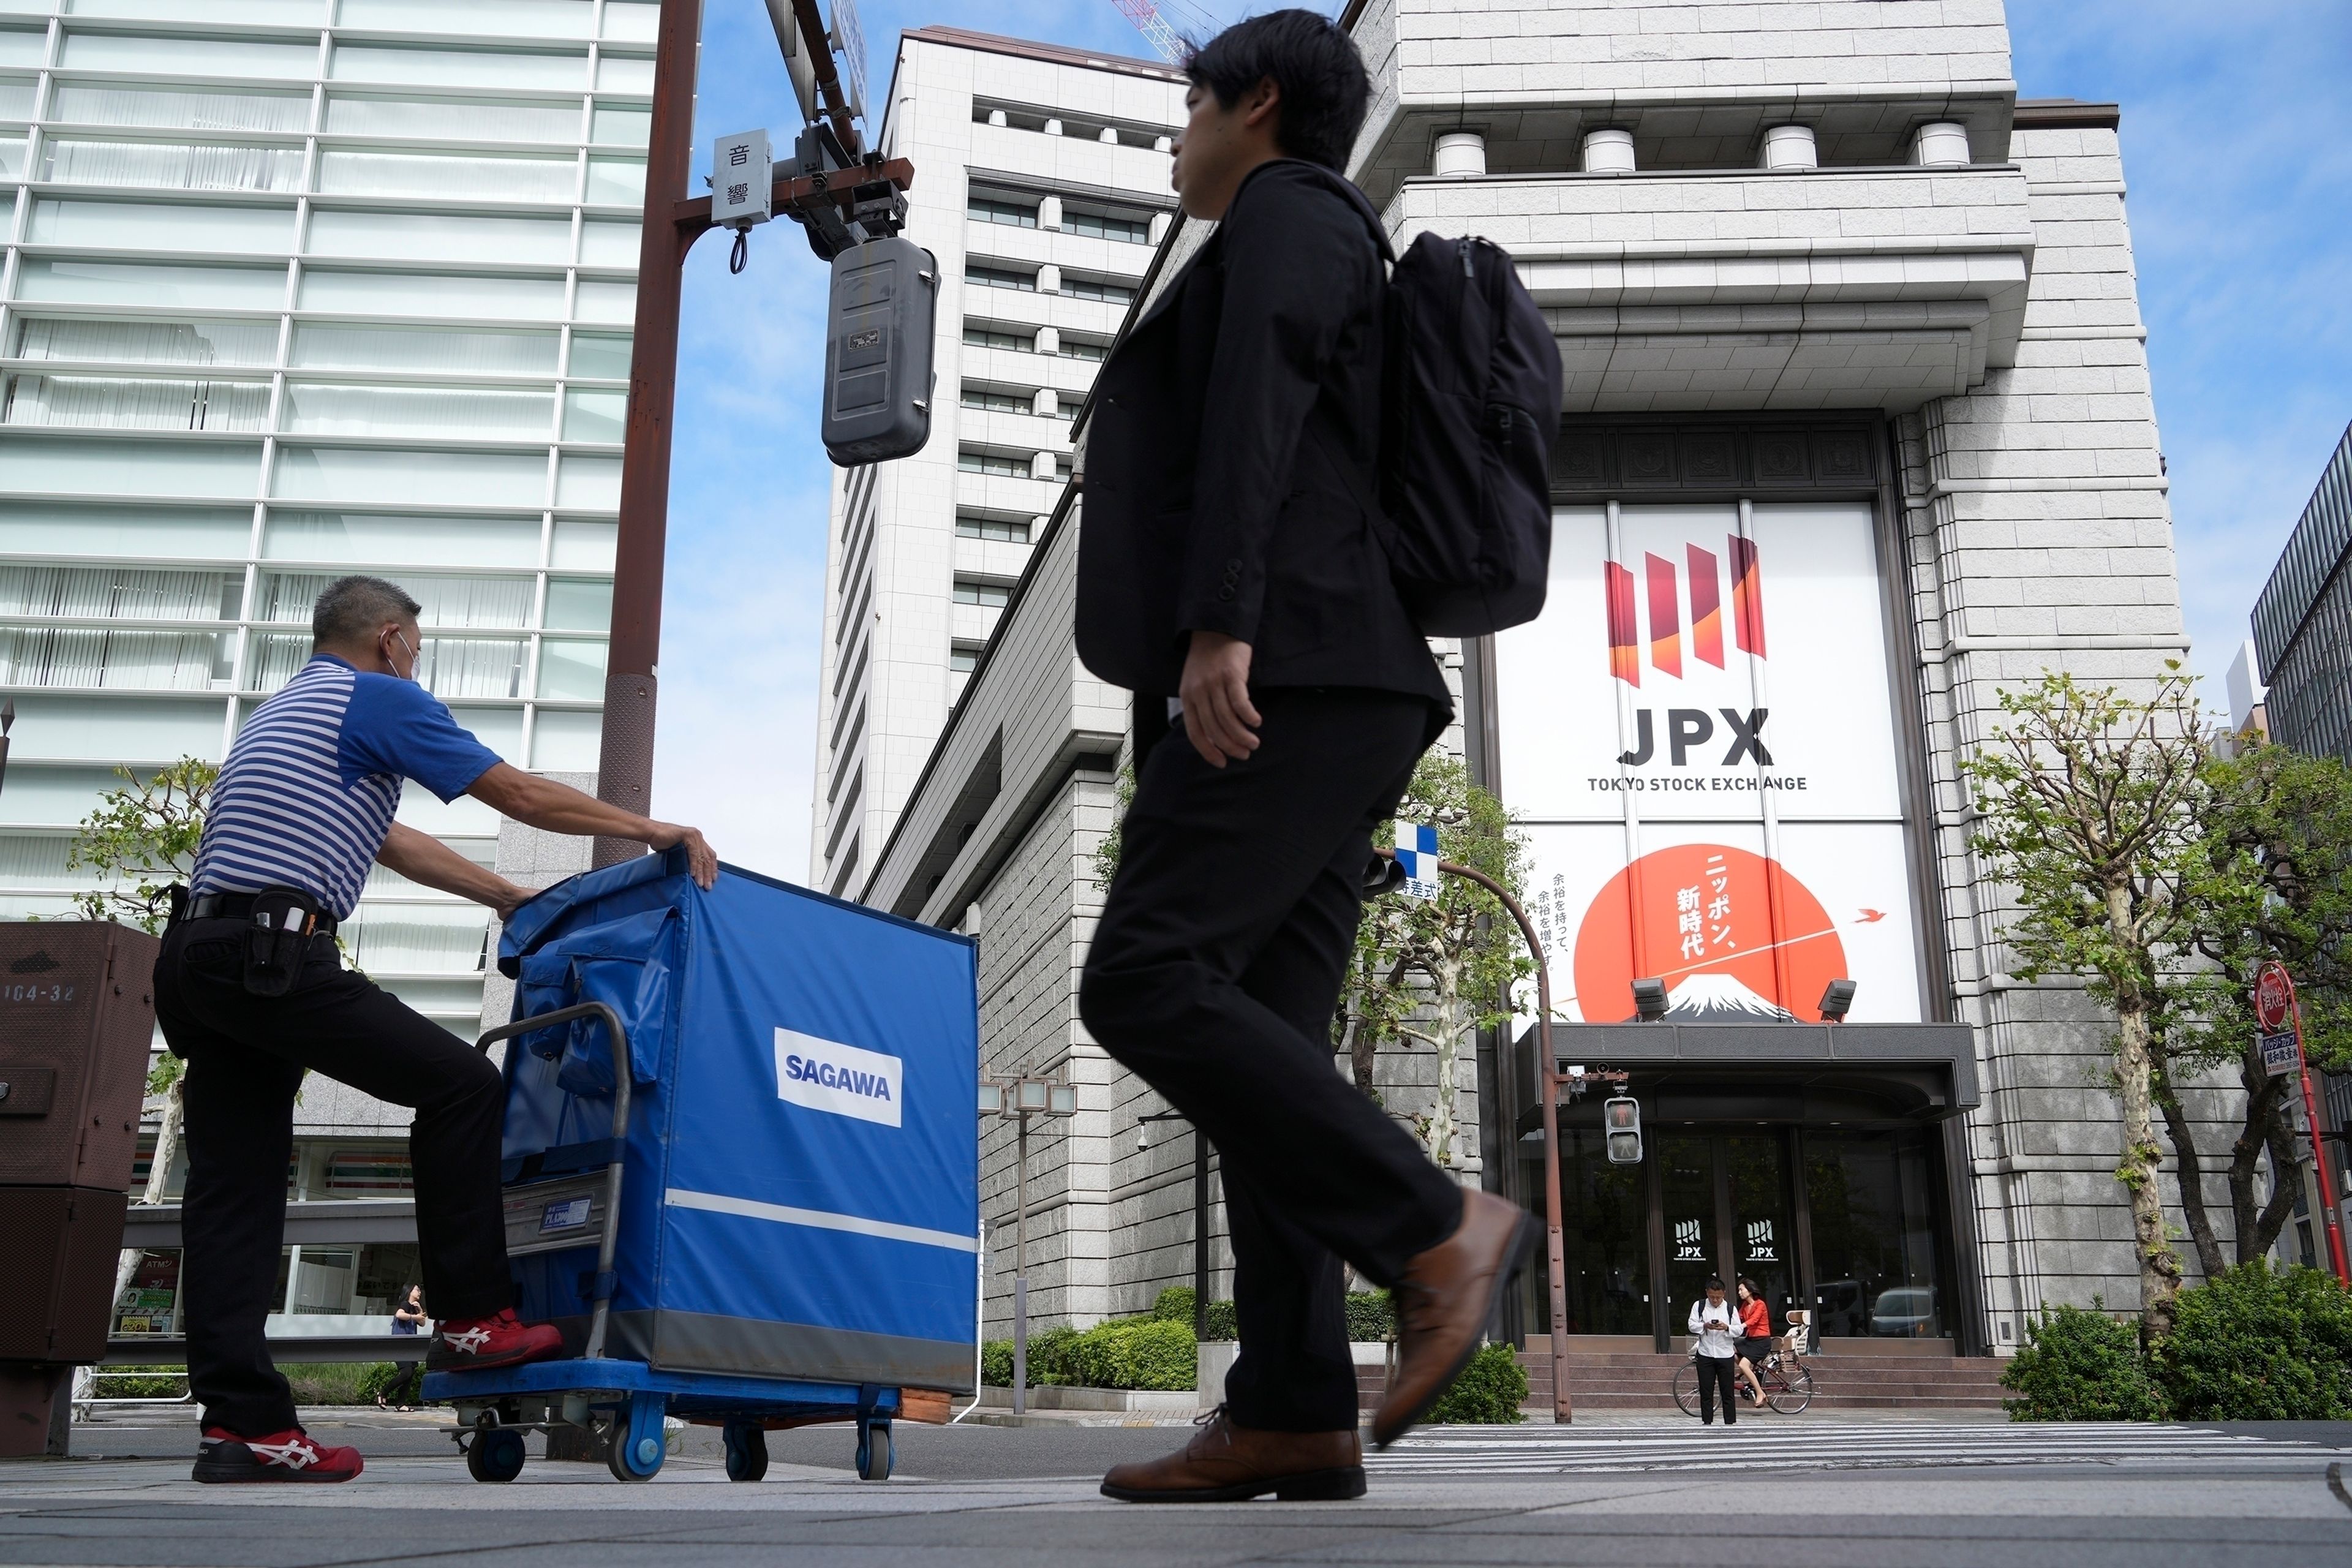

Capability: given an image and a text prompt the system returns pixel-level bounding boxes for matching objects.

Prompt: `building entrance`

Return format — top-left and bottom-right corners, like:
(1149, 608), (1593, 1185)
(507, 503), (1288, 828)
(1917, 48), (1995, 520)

(1538, 1121), (1952, 1350)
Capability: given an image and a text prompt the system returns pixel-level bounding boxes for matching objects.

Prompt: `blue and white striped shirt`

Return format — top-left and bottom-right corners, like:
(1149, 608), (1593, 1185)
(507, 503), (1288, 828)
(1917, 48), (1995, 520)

(191, 655), (501, 920)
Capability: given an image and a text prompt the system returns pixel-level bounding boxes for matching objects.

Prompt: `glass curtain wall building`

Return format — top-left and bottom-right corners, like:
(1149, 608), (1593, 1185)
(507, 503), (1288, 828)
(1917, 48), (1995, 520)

(0, 0), (649, 1049)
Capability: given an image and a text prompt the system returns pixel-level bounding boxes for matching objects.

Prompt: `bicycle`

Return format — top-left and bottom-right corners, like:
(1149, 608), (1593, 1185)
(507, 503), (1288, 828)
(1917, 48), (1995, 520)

(1673, 1346), (1814, 1415)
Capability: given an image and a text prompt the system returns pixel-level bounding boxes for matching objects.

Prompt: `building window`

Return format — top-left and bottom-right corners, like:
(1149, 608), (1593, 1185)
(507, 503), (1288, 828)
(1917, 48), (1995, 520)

(962, 324), (1032, 353)
(960, 386), (1030, 415)
(957, 447), (1039, 479)
(1060, 336), (1110, 362)
(948, 641), (982, 673)
(967, 194), (1038, 228)
(952, 578), (1011, 608)
(956, 512), (1030, 543)
(1062, 274), (1137, 306)
(964, 263), (1035, 293)
(1065, 208), (1152, 244)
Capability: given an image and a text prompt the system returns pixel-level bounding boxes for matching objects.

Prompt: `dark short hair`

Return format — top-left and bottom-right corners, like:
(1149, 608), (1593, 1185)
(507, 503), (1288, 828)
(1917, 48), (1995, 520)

(1185, 9), (1370, 171)
(314, 574), (421, 644)
(1705, 1275), (1726, 1291)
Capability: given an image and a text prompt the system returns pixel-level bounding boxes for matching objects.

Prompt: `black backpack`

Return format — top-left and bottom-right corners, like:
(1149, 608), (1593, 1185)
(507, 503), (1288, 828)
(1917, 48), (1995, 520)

(1297, 165), (1561, 636)
(1377, 230), (1562, 635)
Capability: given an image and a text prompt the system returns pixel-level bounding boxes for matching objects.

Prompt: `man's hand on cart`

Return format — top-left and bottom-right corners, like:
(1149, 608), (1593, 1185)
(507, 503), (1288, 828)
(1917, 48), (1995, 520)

(646, 822), (718, 889)
(469, 763), (720, 889)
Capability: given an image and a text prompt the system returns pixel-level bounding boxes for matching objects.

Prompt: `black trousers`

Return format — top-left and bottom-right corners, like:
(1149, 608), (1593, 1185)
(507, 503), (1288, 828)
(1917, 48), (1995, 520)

(1080, 688), (1464, 1432)
(1695, 1354), (1738, 1425)
(154, 917), (511, 1437)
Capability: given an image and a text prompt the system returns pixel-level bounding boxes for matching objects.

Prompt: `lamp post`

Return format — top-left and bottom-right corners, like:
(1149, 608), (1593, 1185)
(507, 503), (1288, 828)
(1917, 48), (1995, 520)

(1139, 1109), (1210, 1340)
(979, 1073), (1076, 1415)
(1371, 845), (1580, 1422)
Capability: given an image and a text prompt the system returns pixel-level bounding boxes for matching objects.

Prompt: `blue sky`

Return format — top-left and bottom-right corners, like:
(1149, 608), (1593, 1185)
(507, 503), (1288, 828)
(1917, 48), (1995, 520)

(649, 2), (2352, 883)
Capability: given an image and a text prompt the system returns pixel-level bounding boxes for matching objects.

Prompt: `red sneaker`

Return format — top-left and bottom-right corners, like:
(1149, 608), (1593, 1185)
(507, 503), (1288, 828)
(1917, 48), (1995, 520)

(429, 1307), (565, 1371)
(193, 1427), (363, 1483)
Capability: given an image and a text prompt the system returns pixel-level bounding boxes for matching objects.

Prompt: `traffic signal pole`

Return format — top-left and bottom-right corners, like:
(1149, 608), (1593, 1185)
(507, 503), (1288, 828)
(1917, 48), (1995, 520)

(592, 0), (701, 867)
(592, 0), (913, 864)
(1376, 848), (1574, 1421)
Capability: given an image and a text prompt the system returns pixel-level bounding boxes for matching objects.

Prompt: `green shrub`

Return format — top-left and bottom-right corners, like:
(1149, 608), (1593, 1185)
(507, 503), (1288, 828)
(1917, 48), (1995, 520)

(2002, 1301), (2165, 1421)
(991, 1318), (1199, 1390)
(94, 1365), (186, 1399)
(1066, 1319), (1198, 1391)
(1025, 1324), (1083, 1385)
(2155, 1262), (2352, 1421)
(354, 1362), (425, 1407)
(281, 1362), (396, 1406)
(1344, 1290), (1395, 1342)
(1147, 1286), (1237, 1340)
(1422, 1341), (1526, 1424)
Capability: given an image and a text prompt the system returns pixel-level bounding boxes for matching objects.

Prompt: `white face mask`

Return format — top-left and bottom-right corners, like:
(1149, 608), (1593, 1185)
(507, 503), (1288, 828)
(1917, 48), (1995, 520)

(385, 626), (420, 682)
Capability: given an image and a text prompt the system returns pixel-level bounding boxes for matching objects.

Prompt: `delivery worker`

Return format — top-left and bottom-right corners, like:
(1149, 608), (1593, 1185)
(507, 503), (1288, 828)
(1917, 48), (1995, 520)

(155, 575), (717, 1483)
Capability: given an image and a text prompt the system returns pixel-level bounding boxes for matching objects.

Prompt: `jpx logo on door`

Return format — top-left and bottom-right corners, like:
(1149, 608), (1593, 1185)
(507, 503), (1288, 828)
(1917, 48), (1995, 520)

(774, 1028), (903, 1128)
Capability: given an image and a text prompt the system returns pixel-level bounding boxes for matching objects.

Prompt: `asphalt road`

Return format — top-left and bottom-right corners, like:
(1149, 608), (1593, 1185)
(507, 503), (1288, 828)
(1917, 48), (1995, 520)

(9, 1412), (2348, 1567)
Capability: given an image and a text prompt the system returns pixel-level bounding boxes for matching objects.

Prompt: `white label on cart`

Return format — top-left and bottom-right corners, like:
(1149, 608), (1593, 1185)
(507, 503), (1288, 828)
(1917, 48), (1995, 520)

(540, 1196), (592, 1233)
(774, 1029), (903, 1128)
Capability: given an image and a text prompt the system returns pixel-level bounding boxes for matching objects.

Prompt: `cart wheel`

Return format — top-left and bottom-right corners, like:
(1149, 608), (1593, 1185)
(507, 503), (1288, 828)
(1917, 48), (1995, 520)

(466, 1426), (527, 1483)
(606, 1393), (666, 1483)
(855, 1419), (892, 1482)
(723, 1423), (769, 1483)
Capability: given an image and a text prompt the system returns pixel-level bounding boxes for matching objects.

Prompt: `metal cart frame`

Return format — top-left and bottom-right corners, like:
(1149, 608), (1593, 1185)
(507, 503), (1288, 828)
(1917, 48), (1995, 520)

(424, 1003), (900, 1483)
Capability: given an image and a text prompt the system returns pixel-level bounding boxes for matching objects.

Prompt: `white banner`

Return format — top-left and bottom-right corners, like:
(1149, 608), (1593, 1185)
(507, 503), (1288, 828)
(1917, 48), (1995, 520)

(1498, 502), (1922, 1024)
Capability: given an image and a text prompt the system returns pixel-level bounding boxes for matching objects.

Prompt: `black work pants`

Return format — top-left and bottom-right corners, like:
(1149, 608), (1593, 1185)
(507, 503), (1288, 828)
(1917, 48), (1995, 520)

(154, 918), (511, 1438)
(1080, 688), (1464, 1433)
(1695, 1354), (1738, 1425)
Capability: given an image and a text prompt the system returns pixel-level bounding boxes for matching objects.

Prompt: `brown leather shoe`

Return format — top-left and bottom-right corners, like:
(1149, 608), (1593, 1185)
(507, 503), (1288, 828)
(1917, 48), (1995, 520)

(1099, 1408), (1365, 1502)
(1371, 1188), (1536, 1449)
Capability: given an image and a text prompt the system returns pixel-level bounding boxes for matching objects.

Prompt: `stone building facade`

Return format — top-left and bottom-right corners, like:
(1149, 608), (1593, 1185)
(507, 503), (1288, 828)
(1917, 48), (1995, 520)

(858, 1), (2241, 1355)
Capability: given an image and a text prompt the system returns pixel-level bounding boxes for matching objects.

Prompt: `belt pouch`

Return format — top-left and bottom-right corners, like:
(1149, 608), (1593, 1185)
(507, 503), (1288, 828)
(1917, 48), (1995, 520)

(241, 886), (322, 998)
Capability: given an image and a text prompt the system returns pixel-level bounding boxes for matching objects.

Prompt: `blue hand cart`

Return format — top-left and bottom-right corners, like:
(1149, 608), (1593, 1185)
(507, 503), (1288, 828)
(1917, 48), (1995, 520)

(424, 853), (979, 1483)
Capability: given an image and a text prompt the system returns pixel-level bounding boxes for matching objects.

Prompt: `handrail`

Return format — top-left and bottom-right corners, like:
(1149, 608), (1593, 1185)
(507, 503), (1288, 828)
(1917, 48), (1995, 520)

(478, 1001), (631, 1361)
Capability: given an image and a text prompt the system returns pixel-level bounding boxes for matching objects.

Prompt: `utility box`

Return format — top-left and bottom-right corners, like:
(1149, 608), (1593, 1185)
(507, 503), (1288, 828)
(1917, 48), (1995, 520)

(0, 921), (158, 1455)
(820, 236), (937, 467)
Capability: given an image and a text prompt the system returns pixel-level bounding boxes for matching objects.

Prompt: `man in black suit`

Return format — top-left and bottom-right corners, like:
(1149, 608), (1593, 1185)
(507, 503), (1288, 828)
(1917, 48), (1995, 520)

(1077, 10), (1534, 1504)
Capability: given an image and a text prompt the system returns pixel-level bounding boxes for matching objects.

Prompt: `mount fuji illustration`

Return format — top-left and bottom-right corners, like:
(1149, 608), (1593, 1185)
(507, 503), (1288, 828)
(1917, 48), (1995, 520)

(1645, 973), (1796, 1023)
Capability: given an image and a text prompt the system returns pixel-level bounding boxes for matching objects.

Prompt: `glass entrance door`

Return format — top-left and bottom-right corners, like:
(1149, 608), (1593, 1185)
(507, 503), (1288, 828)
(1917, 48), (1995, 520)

(1803, 1127), (1945, 1340)
(1653, 1129), (1801, 1344)
(1725, 1133), (1798, 1323)
(1555, 1128), (1653, 1334)
(1659, 1133), (1718, 1331)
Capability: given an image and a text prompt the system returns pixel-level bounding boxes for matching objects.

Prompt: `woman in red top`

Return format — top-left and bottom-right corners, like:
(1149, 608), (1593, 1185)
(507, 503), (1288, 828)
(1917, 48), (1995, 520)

(1734, 1278), (1772, 1407)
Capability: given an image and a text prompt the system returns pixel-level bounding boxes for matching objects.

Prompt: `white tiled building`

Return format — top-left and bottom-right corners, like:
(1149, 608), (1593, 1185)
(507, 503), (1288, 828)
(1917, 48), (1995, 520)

(810, 28), (1186, 900)
(0, 0), (652, 1327)
(864, 1), (2241, 1365)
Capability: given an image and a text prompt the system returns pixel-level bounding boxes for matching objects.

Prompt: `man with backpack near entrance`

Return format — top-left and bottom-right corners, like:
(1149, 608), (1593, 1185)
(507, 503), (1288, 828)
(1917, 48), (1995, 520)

(1077, 10), (1559, 1502)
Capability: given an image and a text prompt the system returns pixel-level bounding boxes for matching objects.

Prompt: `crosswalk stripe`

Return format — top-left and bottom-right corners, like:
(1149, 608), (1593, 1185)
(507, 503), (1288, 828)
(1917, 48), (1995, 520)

(1365, 1423), (2336, 1475)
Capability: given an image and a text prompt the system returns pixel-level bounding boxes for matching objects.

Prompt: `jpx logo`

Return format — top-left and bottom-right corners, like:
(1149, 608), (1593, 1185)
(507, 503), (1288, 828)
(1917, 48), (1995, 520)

(774, 1028), (903, 1128)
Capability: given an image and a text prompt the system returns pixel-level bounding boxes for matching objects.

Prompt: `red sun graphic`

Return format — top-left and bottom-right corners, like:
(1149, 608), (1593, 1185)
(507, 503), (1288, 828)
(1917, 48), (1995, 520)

(1572, 844), (1849, 1022)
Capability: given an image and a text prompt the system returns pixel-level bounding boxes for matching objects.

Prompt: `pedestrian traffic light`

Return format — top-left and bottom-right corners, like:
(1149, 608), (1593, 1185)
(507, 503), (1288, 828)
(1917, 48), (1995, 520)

(1604, 1096), (1642, 1164)
(821, 235), (937, 466)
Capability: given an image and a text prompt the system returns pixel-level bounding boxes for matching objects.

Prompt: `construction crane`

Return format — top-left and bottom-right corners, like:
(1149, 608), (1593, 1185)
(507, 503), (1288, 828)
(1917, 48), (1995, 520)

(1107, 0), (1218, 64)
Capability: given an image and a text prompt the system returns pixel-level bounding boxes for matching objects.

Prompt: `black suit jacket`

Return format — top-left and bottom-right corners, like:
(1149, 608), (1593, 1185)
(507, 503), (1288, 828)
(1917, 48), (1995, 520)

(1074, 160), (1452, 728)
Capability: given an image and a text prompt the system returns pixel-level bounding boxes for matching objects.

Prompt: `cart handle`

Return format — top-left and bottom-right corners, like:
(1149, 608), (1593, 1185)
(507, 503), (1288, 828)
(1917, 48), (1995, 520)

(478, 1001), (630, 1362)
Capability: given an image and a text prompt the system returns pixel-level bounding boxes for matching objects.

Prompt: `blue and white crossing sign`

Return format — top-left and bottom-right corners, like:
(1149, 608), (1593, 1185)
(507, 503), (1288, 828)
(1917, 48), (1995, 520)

(1394, 823), (1441, 901)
